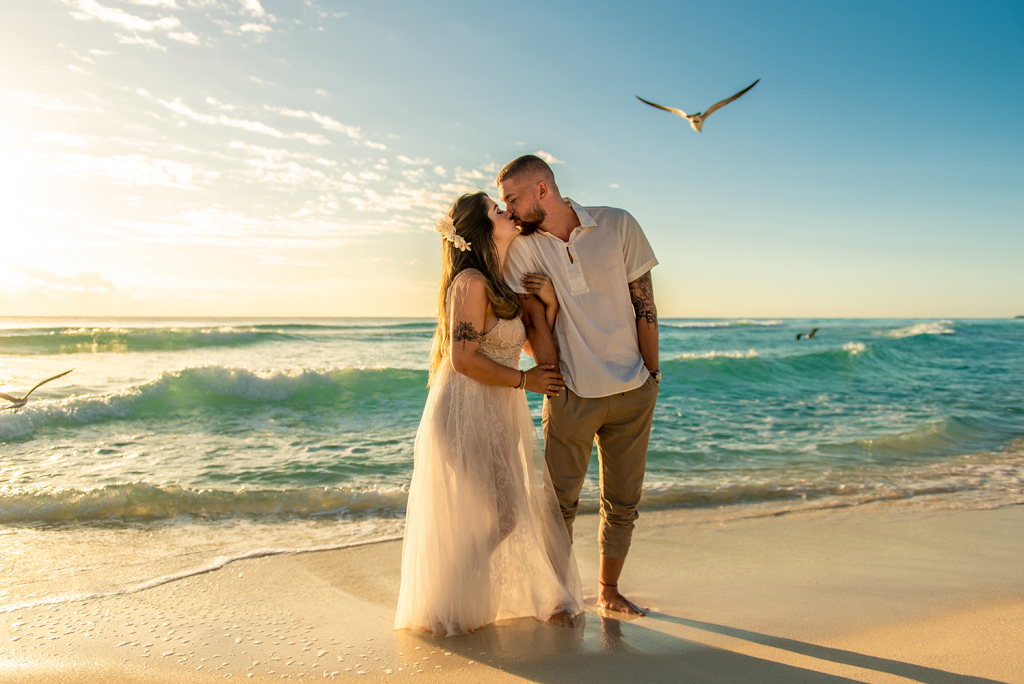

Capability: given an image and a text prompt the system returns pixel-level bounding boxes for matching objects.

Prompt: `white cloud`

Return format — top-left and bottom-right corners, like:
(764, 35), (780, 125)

(243, 158), (327, 186)
(67, 0), (181, 31)
(365, 140), (387, 150)
(358, 171), (384, 181)
(168, 31), (199, 43)
(9, 92), (101, 112)
(205, 96), (234, 110)
(433, 165), (446, 176)
(315, 88), (329, 96)
(240, 23), (272, 32)
(68, 64), (89, 74)
(116, 33), (167, 50)
(89, 49), (113, 55)
(125, 0), (178, 6)
(398, 155), (432, 165)
(56, 152), (217, 188)
(454, 167), (484, 181)
(533, 150), (564, 164)
(289, 132), (330, 145)
(6, 265), (116, 293)
(241, 0), (265, 16)
(250, 75), (276, 86)
(39, 132), (90, 147)
(272, 107), (362, 140)
(146, 93), (286, 137)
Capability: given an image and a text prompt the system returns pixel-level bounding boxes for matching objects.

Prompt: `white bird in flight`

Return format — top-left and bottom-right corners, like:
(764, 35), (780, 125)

(0, 369), (74, 412)
(637, 78), (760, 132)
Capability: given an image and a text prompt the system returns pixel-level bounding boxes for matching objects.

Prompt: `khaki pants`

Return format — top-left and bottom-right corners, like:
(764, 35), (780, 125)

(542, 375), (658, 559)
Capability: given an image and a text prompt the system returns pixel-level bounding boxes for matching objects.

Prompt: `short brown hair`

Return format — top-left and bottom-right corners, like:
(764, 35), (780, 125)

(496, 154), (556, 189)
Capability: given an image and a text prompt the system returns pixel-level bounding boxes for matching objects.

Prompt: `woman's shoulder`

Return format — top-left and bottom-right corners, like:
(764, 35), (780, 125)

(453, 266), (485, 279)
(447, 268), (488, 301)
(450, 267), (487, 287)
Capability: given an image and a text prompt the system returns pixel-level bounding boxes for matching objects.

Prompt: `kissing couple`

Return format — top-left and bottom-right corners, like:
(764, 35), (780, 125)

(395, 154), (660, 636)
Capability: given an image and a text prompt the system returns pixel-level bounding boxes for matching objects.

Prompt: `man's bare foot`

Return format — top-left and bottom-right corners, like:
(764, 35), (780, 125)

(545, 611), (576, 628)
(597, 585), (646, 617)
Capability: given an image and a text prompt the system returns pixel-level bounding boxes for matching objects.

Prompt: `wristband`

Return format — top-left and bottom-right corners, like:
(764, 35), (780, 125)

(516, 371), (527, 390)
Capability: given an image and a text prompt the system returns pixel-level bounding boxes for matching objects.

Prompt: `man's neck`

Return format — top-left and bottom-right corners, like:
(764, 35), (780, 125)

(540, 198), (581, 242)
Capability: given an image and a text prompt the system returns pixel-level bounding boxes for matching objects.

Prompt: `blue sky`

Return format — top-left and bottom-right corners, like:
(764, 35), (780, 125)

(1, 0), (1021, 317)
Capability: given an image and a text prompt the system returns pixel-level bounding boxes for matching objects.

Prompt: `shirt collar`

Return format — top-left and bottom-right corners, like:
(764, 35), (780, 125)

(564, 197), (598, 230)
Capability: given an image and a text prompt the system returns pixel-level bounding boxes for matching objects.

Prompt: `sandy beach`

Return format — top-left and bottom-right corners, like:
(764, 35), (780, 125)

(2, 501), (1022, 683)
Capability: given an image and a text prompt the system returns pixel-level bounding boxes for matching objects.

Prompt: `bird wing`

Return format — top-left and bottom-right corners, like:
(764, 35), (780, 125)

(810, 328), (819, 335)
(701, 79), (760, 120)
(636, 96), (689, 118)
(0, 391), (21, 403)
(22, 369), (75, 400)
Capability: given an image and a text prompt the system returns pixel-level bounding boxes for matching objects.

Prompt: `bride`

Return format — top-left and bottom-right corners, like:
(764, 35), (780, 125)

(394, 192), (583, 636)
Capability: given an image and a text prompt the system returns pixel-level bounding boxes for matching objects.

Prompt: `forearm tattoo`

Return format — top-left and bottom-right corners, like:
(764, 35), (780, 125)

(453, 321), (483, 349)
(629, 272), (657, 327)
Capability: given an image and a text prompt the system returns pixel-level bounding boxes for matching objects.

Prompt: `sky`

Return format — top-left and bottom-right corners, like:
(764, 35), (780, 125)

(0, 0), (1021, 318)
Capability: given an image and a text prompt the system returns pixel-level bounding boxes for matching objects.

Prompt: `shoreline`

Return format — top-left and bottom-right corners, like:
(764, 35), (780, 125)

(2, 501), (1023, 683)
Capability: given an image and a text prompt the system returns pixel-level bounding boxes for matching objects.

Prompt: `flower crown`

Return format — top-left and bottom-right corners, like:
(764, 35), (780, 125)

(435, 215), (471, 252)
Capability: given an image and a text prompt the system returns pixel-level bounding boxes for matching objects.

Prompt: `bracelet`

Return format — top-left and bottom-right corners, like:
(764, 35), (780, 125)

(599, 580), (617, 588)
(516, 371), (526, 390)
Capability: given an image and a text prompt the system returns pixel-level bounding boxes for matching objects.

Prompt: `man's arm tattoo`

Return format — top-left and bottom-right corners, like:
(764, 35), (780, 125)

(629, 272), (657, 327)
(453, 321), (483, 349)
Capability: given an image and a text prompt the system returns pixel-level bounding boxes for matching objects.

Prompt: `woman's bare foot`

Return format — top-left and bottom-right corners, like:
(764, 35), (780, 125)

(597, 585), (646, 617)
(545, 611), (575, 628)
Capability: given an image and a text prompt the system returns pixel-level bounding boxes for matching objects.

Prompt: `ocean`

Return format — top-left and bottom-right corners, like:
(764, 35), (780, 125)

(2, 317), (1022, 612)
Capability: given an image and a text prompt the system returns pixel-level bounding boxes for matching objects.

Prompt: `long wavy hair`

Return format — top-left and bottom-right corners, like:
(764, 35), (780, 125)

(428, 192), (520, 384)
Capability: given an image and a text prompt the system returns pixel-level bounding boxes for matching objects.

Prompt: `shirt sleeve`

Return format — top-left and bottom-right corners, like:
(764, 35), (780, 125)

(619, 210), (658, 283)
(503, 238), (537, 294)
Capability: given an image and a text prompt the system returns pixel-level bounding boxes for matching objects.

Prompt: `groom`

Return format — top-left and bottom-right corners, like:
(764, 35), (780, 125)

(497, 155), (659, 617)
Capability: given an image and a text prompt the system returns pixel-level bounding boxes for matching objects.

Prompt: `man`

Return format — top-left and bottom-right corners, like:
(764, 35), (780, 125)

(497, 155), (659, 617)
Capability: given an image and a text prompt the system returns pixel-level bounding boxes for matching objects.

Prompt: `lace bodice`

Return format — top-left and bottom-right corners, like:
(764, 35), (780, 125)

(478, 316), (526, 369)
(446, 269), (526, 370)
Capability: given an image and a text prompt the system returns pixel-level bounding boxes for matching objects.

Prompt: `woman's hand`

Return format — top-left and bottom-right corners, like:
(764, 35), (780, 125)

(522, 273), (557, 309)
(524, 364), (564, 397)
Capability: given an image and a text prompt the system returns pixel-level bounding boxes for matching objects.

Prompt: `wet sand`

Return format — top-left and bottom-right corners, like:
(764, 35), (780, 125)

(2, 502), (1022, 683)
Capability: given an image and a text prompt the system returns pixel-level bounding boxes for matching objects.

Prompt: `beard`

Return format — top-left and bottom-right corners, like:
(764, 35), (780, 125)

(515, 202), (547, 236)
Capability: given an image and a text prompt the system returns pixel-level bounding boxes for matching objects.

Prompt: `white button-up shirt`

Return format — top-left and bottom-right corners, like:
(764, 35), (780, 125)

(504, 198), (658, 398)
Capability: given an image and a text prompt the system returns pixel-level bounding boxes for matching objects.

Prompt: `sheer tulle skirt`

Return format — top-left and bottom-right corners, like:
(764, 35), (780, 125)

(394, 363), (582, 636)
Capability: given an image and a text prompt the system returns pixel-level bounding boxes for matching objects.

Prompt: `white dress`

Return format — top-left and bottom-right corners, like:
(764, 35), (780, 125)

(395, 271), (583, 636)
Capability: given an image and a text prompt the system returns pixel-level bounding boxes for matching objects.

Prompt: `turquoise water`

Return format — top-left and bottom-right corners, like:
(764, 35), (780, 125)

(1, 317), (1022, 608)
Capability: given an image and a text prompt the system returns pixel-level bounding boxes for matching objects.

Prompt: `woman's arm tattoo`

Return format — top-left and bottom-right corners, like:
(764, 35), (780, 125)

(453, 321), (483, 349)
(629, 272), (657, 326)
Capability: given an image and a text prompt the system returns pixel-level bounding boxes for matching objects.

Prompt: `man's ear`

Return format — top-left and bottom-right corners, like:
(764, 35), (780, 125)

(536, 180), (548, 201)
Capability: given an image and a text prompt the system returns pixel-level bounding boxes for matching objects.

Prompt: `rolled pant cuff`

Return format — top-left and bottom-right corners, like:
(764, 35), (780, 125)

(598, 542), (630, 560)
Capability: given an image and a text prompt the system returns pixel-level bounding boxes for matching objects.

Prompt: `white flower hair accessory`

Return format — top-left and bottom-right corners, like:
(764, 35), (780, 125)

(435, 215), (471, 252)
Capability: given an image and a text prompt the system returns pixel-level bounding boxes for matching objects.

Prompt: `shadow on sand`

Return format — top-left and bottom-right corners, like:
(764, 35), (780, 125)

(396, 610), (1005, 684)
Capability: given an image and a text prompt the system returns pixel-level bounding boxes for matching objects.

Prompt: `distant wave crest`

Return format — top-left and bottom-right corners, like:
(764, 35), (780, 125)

(662, 319), (784, 329)
(0, 326), (293, 355)
(0, 365), (428, 440)
(884, 320), (955, 339)
(674, 349), (759, 360)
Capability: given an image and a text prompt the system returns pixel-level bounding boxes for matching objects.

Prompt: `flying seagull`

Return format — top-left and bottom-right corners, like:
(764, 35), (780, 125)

(0, 369), (74, 412)
(637, 78), (760, 132)
(796, 329), (819, 341)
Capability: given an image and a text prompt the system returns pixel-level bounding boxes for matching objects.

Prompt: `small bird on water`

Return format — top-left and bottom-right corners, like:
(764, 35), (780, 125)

(636, 78), (760, 132)
(796, 329), (819, 340)
(0, 369), (74, 412)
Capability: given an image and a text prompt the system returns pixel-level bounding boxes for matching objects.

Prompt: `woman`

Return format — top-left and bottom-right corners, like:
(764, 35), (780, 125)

(394, 192), (583, 636)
